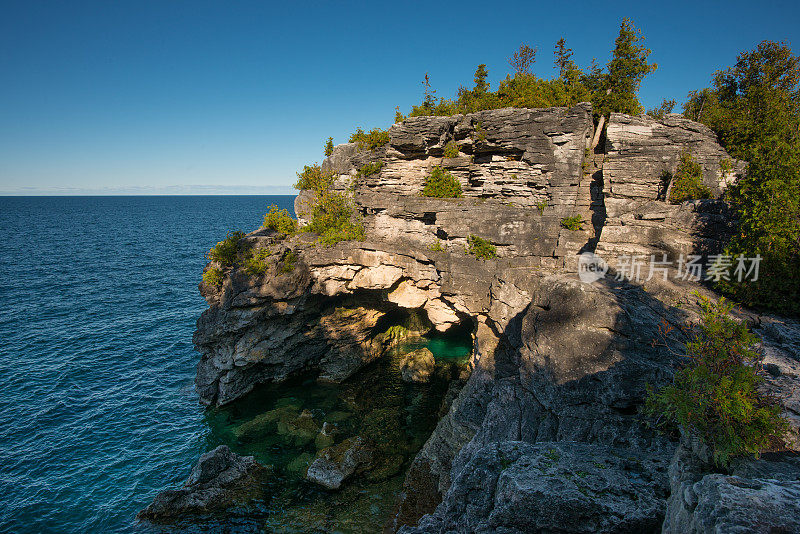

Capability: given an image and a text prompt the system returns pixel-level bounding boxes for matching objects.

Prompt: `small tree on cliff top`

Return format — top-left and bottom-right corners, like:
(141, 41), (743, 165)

(591, 18), (657, 116)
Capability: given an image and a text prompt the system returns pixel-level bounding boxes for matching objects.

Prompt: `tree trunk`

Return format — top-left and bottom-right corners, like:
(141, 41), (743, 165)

(591, 115), (606, 150)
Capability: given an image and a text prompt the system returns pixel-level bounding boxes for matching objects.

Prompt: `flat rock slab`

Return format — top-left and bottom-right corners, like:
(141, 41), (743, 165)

(402, 441), (669, 533)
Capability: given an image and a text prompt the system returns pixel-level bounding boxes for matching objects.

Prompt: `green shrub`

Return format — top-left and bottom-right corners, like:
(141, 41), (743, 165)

(280, 250), (297, 274)
(395, 106), (406, 123)
(668, 152), (712, 204)
(466, 235), (497, 260)
(536, 200), (548, 214)
(647, 98), (676, 120)
(316, 220), (365, 246)
(473, 122), (487, 143)
(295, 159), (365, 247)
(294, 164), (336, 194)
(349, 127), (390, 150)
(443, 140), (460, 158)
(324, 137), (334, 157)
(645, 297), (787, 467)
(305, 189), (365, 247)
(428, 240), (445, 252)
(357, 161), (384, 178)
(206, 231), (245, 266)
(263, 205), (298, 235)
(719, 157), (733, 176)
(243, 247), (271, 275)
(422, 166), (462, 198)
(279, 250), (298, 273)
(560, 216), (584, 230)
(202, 266), (225, 287)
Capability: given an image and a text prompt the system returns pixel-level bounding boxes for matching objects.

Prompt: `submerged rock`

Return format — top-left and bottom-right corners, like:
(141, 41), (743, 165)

(306, 436), (375, 490)
(315, 421), (337, 450)
(234, 404), (298, 442)
(137, 445), (272, 523)
(286, 452), (315, 477)
(398, 348), (435, 383)
(276, 408), (321, 447)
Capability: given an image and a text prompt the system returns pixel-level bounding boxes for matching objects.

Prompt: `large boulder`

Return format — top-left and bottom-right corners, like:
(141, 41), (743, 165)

(663, 443), (800, 533)
(669, 475), (800, 533)
(401, 441), (669, 533)
(137, 445), (272, 523)
(306, 436), (375, 490)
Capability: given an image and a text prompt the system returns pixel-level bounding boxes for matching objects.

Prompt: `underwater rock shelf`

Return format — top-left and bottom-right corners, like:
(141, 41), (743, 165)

(146, 335), (471, 531)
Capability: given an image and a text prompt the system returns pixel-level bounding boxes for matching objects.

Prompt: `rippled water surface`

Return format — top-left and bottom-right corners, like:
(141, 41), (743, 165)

(0, 196), (294, 533)
(0, 196), (473, 534)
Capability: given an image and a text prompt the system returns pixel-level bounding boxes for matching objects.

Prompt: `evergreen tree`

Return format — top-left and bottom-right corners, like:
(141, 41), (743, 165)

(592, 18), (657, 117)
(554, 38), (574, 78)
(688, 41), (800, 315)
(473, 64), (489, 93)
(324, 137), (334, 157)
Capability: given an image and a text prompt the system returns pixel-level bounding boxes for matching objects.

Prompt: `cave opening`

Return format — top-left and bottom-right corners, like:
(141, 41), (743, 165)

(199, 304), (475, 531)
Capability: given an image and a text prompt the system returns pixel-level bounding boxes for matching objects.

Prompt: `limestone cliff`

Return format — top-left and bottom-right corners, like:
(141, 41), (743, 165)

(191, 104), (800, 532)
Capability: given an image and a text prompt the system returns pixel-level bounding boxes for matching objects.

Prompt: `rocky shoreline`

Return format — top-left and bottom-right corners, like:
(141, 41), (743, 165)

(144, 104), (800, 532)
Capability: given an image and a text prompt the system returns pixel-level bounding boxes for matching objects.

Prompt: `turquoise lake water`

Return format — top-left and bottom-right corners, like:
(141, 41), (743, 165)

(0, 196), (471, 533)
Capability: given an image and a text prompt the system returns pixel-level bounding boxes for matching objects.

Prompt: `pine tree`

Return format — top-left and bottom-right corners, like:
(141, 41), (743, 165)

(473, 64), (489, 93)
(592, 18), (657, 117)
(554, 38), (574, 78)
(324, 137), (334, 157)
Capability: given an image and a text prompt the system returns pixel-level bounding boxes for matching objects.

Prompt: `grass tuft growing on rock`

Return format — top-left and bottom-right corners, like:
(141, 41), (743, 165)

(466, 235), (497, 260)
(645, 297), (788, 467)
(560, 216), (584, 231)
(422, 167), (462, 198)
(428, 240), (445, 252)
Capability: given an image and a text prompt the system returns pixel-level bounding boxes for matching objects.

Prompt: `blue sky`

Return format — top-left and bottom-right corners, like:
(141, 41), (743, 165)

(1, 0), (798, 194)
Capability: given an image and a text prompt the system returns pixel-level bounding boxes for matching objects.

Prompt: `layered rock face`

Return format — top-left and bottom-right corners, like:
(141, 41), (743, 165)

(191, 104), (800, 532)
(195, 105), (736, 406)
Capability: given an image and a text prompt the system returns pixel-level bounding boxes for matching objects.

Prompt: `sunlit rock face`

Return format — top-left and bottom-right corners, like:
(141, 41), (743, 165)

(191, 103), (800, 532)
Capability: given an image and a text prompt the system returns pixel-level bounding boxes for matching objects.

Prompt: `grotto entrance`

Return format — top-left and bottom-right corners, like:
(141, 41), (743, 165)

(200, 310), (474, 531)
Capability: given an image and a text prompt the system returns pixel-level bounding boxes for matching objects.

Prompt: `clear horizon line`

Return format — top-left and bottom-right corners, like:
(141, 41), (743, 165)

(0, 185), (297, 196)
